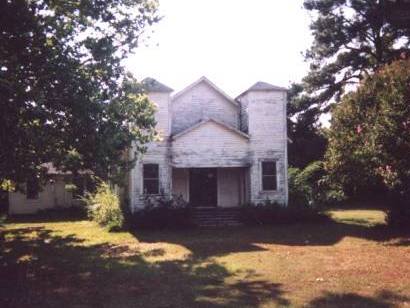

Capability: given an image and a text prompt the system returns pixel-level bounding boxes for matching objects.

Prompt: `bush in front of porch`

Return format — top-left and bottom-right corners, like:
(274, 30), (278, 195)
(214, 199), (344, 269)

(131, 194), (194, 229)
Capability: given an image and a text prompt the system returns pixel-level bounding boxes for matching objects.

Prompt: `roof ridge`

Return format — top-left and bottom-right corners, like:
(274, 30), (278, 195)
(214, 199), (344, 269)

(142, 77), (173, 93)
(171, 76), (238, 107)
(236, 81), (287, 99)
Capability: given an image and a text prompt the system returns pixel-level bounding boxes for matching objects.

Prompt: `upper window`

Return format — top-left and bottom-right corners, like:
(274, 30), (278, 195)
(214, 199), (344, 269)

(26, 177), (39, 199)
(261, 161), (277, 191)
(143, 164), (159, 195)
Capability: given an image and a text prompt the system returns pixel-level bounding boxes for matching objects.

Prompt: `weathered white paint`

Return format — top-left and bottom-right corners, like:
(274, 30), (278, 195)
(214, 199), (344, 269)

(129, 76), (288, 211)
(171, 167), (247, 208)
(171, 79), (239, 134)
(172, 120), (249, 168)
(237, 90), (288, 205)
(8, 176), (75, 215)
(217, 168), (245, 207)
(172, 168), (189, 200)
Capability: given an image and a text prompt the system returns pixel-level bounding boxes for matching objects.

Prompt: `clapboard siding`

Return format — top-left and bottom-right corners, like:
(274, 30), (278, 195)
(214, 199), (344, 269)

(172, 121), (249, 168)
(171, 80), (239, 134)
(238, 90), (288, 204)
(129, 77), (288, 212)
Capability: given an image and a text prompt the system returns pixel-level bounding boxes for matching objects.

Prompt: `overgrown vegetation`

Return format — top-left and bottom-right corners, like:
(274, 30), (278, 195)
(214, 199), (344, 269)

(0, 0), (159, 188)
(84, 182), (124, 231)
(288, 161), (345, 208)
(239, 200), (329, 225)
(132, 194), (193, 229)
(326, 59), (410, 227)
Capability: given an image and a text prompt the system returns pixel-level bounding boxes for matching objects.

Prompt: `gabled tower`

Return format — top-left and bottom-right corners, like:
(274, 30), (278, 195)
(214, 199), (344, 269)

(129, 78), (173, 211)
(236, 82), (288, 205)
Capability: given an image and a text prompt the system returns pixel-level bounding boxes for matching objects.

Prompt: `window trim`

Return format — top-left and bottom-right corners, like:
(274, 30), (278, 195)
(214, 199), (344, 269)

(143, 163), (160, 195)
(260, 160), (278, 192)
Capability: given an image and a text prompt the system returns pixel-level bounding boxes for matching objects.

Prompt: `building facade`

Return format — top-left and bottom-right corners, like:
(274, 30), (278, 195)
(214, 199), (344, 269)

(129, 76), (288, 211)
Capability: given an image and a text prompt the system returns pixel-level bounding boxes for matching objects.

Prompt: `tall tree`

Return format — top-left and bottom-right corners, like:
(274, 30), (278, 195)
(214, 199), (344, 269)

(325, 59), (410, 222)
(287, 83), (327, 168)
(303, 0), (410, 106)
(0, 0), (159, 186)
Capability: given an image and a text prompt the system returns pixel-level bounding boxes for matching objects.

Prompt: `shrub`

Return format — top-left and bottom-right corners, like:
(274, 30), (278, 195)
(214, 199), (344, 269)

(239, 200), (329, 225)
(131, 194), (194, 229)
(289, 161), (345, 208)
(84, 182), (124, 231)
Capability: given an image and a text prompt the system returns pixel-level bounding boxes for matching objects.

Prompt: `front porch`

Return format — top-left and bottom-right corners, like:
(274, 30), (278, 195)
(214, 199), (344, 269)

(172, 167), (249, 208)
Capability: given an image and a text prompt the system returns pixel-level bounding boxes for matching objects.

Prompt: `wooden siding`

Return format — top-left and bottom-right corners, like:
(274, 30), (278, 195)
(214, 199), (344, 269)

(171, 121), (249, 168)
(172, 168), (189, 200)
(9, 176), (75, 214)
(171, 80), (240, 135)
(129, 78), (288, 211)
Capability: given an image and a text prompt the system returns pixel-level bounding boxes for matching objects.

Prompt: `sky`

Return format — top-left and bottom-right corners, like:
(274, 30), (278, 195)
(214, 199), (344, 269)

(125, 0), (313, 98)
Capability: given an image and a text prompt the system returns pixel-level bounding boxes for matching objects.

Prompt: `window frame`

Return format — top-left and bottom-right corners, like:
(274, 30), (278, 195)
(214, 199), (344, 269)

(143, 164), (160, 195)
(260, 160), (278, 192)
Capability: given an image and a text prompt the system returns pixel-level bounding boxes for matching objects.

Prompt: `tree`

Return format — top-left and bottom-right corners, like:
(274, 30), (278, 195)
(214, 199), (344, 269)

(303, 0), (410, 106)
(287, 83), (327, 168)
(0, 0), (159, 186)
(325, 59), (410, 222)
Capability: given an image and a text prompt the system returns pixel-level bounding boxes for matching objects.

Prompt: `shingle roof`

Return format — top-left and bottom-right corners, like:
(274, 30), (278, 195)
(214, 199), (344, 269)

(141, 77), (173, 93)
(236, 81), (287, 99)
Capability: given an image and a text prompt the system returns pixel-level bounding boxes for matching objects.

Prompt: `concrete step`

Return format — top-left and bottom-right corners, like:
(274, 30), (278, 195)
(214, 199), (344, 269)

(191, 207), (242, 227)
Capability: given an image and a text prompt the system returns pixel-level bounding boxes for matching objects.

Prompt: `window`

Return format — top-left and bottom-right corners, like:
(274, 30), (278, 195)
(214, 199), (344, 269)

(143, 164), (159, 194)
(261, 161), (277, 191)
(26, 177), (39, 199)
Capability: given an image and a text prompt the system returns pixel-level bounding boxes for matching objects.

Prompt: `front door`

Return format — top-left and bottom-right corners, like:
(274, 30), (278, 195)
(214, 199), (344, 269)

(189, 168), (217, 207)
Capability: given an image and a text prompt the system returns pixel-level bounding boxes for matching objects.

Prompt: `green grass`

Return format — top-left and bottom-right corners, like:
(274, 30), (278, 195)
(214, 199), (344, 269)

(1, 209), (409, 307)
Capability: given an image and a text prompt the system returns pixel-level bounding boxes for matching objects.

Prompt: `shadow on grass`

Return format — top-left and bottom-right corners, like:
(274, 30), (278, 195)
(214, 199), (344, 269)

(6, 208), (86, 224)
(307, 290), (409, 308)
(0, 226), (289, 308)
(133, 220), (410, 258)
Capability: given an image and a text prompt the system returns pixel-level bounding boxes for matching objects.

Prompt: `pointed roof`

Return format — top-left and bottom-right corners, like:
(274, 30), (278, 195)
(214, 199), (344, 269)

(236, 81), (287, 99)
(141, 77), (173, 93)
(171, 118), (249, 141)
(172, 76), (238, 107)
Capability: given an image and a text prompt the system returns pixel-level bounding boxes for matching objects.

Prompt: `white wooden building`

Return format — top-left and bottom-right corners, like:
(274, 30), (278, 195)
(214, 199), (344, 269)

(130, 76), (288, 210)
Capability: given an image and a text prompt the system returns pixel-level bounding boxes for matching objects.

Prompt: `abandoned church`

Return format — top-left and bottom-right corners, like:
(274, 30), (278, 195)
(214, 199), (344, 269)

(129, 76), (288, 211)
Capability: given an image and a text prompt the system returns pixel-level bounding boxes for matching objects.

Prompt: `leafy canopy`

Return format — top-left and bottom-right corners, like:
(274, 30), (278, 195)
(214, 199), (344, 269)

(325, 58), (410, 202)
(0, 0), (159, 185)
(287, 83), (327, 168)
(303, 0), (410, 105)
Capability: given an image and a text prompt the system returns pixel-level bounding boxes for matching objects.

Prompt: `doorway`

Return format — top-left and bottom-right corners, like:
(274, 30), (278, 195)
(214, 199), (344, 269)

(189, 168), (217, 207)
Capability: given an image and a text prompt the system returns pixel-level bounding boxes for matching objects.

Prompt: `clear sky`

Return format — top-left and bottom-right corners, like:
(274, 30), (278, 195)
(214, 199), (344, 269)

(125, 0), (313, 98)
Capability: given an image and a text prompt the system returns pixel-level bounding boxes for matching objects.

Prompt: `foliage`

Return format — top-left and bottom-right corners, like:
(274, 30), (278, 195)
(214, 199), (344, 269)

(84, 182), (124, 231)
(303, 0), (410, 106)
(287, 84), (328, 168)
(289, 162), (345, 208)
(0, 0), (159, 186)
(131, 194), (193, 229)
(325, 59), (410, 224)
(239, 200), (329, 225)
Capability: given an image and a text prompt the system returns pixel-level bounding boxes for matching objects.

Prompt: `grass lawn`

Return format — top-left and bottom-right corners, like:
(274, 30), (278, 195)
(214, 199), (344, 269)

(1, 209), (409, 307)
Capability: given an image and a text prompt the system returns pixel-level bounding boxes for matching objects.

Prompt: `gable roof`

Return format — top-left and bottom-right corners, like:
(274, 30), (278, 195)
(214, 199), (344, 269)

(171, 76), (238, 107)
(171, 118), (249, 141)
(236, 81), (287, 99)
(141, 77), (173, 93)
